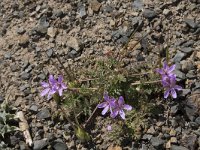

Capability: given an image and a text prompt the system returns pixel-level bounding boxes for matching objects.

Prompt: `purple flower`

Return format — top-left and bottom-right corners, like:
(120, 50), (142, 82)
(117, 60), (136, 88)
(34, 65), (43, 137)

(55, 75), (67, 96)
(107, 125), (112, 131)
(97, 92), (116, 115)
(162, 75), (182, 99)
(40, 75), (57, 100)
(111, 96), (132, 120)
(156, 61), (175, 77)
(40, 75), (67, 100)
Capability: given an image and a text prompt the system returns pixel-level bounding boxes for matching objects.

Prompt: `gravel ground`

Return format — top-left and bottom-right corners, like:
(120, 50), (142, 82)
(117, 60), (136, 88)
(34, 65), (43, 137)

(0, 0), (200, 149)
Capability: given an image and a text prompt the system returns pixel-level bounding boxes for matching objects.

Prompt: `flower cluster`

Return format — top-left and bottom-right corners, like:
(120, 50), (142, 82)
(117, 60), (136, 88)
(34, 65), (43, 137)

(156, 61), (182, 99)
(40, 75), (67, 100)
(97, 92), (132, 120)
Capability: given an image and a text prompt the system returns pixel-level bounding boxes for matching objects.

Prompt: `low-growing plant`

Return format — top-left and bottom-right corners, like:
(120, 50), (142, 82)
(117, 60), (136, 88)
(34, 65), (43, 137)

(39, 45), (183, 145)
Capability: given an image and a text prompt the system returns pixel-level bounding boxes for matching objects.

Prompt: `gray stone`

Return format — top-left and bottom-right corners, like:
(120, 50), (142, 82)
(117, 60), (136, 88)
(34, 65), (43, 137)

(147, 126), (156, 135)
(195, 117), (200, 125)
(173, 51), (186, 63)
(143, 9), (157, 19)
(132, 0), (144, 9)
(52, 140), (67, 150)
(181, 60), (195, 73)
(185, 101), (197, 121)
(35, 16), (49, 34)
(4, 52), (11, 59)
(180, 89), (191, 97)
(21, 72), (31, 80)
(142, 134), (152, 140)
(33, 139), (48, 150)
(170, 105), (179, 115)
(29, 105), (38, 112)
(89, 0), (101, 12)
(10, 64), (18, 72)
(189, 122), (198, 129)
(186, 70), (196, 79)
(174, 70), (186, 80)
(0, 96), (4, 103)
(163, 9), (171, 16)
(16, 27), (26, 34)
(47, 27), (57, 38)
(181, 134), (197, 150)
(25, 65), (32, 73)
(150, 137), (165, 148)
(19, 141), (29, 150)
(78, 4), (87, 18)
(182, 40), (194, 47)
(54, 10), (64, 18)
(184, 18), (197, 28)
(36, 108), (51, 120)
(47, 48), (53, 57)
(67, 36), (81, 51)
(171, 145), (189, 150)
(38, 73), (46, 80)
(180, 47), (193, 54)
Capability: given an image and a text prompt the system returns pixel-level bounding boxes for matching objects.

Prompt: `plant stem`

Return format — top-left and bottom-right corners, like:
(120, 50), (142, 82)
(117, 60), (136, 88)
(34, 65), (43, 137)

(131, 80), (161, 86)
(59, 105), (77, 131)
(84, 106), (98, 127)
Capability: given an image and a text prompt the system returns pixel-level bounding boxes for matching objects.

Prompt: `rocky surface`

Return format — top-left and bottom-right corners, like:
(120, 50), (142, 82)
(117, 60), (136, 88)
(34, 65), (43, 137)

(0, 0), (200, 149)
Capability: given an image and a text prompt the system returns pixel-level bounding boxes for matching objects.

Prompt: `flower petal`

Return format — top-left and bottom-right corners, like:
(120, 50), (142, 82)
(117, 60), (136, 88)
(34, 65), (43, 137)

(118, 96), (124, 107)
(102, 105), (109, 115)
(119, 110), (125, 120)
(41, 82), (49, 88)
(103, 92), (109, 101)
(168, 64), (176, 72)
(40, 88), (50, 97)
(97, 102), (107, 108)
(164, 89), (170, 98)
(107, 125), (112, 131)
(156, 68), (164, 75)
(47, 93), (52, 100)
(174, 85), (182, 91)
(171, 88), (177, 98)
(123, 104), (132, 111)
(110, 110), (118, 118)
(163, 61), (168, 70)
(58, 75), (63, 83)
(49, 75), (56, 84)
(49, 89), (56, 95)
(61, 83), (67, 89)
(58, 88), (63, 96)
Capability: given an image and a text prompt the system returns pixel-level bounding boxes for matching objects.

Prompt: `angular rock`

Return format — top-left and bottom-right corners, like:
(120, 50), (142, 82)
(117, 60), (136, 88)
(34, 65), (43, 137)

(18, 34), (29, 47)
(195, 117), (200, 125)
(33, 139), (48, 150)
(36, 108), (51, 120)
(174, 70), (186, 80)
(184, 18), (197, 28)
(143, 9), (157, 19)
(29, 105), (38, 112)
(47, 27), (57, 38)
(150, 137), (165, 148)
(132, 0), (144, 9)
(21, 72), (31, 80)
(78, 4), (87, 18)
(52, 140), (67, 150)
(180, 47), (193, 54)
(173, 51), (186, 63)
(180, 89), (191, 97)
(67, 36), (81, 51)
(89, 0), (101, 13)
(181, 134), (197, 150)
(171, 145), (189, 150)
